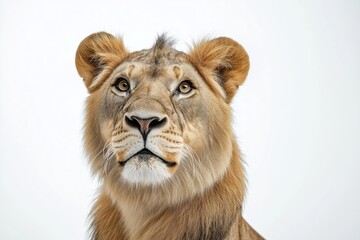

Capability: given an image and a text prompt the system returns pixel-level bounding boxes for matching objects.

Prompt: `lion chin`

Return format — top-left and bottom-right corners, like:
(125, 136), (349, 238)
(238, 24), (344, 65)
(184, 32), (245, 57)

(76, 32), (264, 239)
(120, 148), (175, 185)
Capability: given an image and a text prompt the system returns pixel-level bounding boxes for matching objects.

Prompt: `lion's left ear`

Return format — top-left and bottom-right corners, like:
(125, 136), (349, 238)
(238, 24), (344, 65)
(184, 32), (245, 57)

(188, 37), (250, 103)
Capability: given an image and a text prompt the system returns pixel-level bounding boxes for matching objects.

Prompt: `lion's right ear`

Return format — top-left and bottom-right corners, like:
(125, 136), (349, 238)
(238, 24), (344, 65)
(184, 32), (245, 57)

(75, 32), (128, 93)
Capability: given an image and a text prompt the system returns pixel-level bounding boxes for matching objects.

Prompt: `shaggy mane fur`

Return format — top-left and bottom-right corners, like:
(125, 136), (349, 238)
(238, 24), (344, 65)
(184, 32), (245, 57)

(75, 32), (263, 240)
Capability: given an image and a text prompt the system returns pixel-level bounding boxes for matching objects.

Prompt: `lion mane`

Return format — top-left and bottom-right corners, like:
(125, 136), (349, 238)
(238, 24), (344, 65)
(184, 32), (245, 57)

(75, 32), (263, 240)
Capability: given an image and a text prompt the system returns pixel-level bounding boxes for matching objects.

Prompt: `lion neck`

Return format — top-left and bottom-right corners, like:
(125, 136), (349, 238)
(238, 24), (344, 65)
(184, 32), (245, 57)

(104, 142), (246, 240)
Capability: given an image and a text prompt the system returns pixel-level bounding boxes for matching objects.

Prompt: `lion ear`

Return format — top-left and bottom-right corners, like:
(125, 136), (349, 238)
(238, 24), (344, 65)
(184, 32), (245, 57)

(75, 32), (128, 93)
(188, 37), (250, 102)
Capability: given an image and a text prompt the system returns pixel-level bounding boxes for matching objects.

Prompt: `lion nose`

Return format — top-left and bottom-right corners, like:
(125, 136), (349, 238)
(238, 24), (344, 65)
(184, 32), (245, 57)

(125, 116), (167, 141)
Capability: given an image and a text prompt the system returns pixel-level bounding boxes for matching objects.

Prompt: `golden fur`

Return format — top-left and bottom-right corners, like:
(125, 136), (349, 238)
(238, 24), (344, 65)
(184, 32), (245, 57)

(75, 32), (264, 239)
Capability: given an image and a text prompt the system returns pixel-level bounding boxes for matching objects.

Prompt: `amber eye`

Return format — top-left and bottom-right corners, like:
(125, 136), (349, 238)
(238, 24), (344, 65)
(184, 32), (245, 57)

(114, 78), (130, 92)
(178, 81), (193, 94)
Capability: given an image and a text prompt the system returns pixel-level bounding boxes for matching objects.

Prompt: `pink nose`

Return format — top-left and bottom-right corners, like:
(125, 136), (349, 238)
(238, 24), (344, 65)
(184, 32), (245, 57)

(125, 116), (167, 140)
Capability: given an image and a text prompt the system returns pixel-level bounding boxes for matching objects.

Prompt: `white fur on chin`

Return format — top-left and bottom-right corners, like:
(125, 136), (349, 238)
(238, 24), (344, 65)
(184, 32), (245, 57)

(121, 158), (171, 186)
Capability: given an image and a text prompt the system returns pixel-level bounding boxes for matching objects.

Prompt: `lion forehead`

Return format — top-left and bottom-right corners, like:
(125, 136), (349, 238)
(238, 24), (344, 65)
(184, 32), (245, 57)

(110, 61), (201, 91)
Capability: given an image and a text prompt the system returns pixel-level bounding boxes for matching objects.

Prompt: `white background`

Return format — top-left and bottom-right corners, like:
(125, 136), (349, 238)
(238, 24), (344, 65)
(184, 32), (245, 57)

(0, 0), (359, 239)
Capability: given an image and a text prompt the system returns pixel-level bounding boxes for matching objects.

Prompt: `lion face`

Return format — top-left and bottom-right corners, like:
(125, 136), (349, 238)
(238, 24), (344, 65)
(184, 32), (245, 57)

(98, 59), (233, 186)
(100, 59), (207, 185)
(76, 33), (249, 196)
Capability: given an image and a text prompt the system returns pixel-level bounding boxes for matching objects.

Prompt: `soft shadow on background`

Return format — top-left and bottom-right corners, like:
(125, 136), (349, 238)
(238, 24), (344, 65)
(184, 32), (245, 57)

(0, 0), (359, 239)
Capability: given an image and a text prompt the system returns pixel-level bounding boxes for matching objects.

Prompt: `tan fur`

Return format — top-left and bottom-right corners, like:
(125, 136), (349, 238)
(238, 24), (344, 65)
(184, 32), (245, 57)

(75, 32), (128, 92)
(188, 37), (250, 102)
(76, 32), (263, 239)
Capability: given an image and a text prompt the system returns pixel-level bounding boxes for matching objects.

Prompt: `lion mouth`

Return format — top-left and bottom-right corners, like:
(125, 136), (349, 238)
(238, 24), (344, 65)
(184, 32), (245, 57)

(119, 148), (176, 167)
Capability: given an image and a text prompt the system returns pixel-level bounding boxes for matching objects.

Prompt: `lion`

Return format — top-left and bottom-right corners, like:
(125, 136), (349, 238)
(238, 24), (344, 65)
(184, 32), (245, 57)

(75, 32), (264, 240)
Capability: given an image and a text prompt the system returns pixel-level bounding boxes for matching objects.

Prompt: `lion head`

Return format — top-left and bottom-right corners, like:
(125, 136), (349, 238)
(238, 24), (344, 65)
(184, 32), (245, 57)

(76, 32), (249, 207)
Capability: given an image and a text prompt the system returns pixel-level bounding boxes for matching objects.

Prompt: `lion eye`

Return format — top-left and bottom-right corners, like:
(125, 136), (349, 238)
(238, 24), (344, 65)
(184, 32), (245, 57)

(178, 81), (193, 94)
(114, 78), (130, 92)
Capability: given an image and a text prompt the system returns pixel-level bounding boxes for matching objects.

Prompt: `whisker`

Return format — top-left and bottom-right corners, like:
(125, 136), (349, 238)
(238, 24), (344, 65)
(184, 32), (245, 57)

(182, 144), (199, 177)
(104, 145), (118, 176)
(102, 140), (114, 176)
(93, 137), (112, 160)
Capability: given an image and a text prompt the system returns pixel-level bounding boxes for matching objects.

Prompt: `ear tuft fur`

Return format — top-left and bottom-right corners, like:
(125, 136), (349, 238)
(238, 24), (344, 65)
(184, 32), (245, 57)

(75, 32), (128, 92)
(188, 37), (250, 102)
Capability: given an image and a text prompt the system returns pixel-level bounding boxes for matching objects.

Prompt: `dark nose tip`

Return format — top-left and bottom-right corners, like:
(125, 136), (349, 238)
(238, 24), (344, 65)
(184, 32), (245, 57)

(125, 116), (167, 140)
